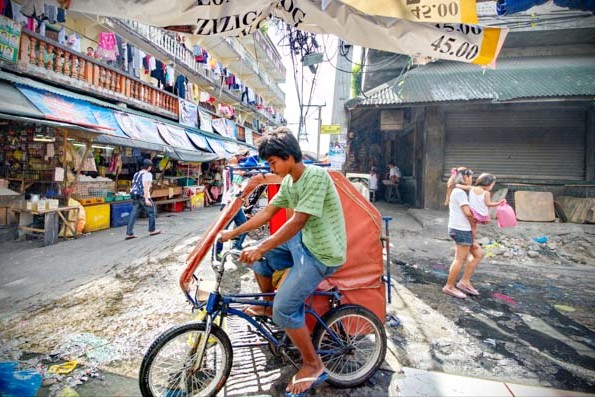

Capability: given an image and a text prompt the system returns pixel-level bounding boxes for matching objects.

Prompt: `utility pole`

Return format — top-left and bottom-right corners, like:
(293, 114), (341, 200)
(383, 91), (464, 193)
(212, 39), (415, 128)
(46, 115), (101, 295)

(302, 103), (326, 160)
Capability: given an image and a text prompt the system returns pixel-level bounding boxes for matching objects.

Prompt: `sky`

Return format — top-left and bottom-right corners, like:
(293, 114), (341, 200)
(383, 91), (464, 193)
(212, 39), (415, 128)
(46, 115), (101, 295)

(271, 29), (339, 157)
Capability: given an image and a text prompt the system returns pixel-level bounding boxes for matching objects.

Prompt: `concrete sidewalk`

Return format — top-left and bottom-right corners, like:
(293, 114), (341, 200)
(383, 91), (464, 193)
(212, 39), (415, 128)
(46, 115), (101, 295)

(394, 367), (594, 396)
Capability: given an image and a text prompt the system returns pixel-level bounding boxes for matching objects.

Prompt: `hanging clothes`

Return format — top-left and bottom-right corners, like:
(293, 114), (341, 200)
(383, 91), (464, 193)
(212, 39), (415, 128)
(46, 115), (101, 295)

(1, 0), (13, 19)
(150, 59), (165, 87)
(20, 0), (44, 20)
(57, 7), (65, 23)
(43, 3), (57, 24)
(95, 32), (119, 62)
(174, 74), (187, 98)
(165, 65), (175, 87)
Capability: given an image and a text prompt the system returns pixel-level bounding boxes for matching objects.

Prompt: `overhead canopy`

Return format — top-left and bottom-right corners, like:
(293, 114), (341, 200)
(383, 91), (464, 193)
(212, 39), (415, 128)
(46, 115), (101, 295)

(0, 72), (243, 162)
(66, 0), (508, 66)
(0, 81), (43, 118)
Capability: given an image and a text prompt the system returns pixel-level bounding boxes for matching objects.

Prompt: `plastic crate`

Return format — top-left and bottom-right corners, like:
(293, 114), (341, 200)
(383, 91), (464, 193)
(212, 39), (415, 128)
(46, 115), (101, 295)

(83, 204), (110, 233)
(167, 201), (185, 212)
(110, 202), (133, 228)
(79, 197), (105, 205)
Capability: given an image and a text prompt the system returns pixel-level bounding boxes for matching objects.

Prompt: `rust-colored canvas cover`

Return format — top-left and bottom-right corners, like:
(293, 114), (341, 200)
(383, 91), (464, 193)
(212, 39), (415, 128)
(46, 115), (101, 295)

(181, 170), (386, 323)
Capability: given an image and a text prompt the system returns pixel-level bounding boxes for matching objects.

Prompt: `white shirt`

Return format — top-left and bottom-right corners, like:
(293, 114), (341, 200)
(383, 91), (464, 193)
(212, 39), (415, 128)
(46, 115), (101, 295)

(469, 189), (489, 216)
(448, 188), (471, 231)
(369, 174), (378, 190)
(389, 166), (402, 178)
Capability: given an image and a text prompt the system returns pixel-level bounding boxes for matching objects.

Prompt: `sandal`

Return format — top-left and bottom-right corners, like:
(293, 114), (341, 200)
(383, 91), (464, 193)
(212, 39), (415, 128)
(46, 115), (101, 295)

(442, 286), (466, 299)
(125, 234), (137, 240)
(285, 371), (328, 397)
(456, 282), (479, 296)
(149, 230), (162, 236)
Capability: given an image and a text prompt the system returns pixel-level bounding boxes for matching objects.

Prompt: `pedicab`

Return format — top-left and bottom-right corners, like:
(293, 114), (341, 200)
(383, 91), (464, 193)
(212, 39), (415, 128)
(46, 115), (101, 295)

(139, 170), (388, 396)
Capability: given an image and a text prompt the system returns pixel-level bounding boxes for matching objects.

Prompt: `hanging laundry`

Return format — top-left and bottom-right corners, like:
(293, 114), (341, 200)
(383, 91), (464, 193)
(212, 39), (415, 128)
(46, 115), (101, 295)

(150, 59), (165, 87)
(1, 0), (13, 19)
(95, 31), (119, 62)
(165, 65), (175, 87)
(20, 0), (44, 20)
(43, 3), (57, 24)
(57, 7), (65, 23)
(174, 74), (187, 98)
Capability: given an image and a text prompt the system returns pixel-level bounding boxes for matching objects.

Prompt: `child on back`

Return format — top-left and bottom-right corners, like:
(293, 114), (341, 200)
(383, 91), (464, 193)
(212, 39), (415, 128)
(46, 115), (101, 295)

(457, 172), (505, 224)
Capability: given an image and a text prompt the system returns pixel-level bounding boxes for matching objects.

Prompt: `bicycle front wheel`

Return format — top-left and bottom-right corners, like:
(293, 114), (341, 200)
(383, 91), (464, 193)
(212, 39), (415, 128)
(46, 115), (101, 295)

(312, 304), (387, 388)
(139, 322), (233, 397)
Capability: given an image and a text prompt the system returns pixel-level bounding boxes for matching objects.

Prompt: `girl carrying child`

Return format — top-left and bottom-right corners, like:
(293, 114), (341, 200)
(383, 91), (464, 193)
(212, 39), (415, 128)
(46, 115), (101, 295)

(458, 173), (505, 224)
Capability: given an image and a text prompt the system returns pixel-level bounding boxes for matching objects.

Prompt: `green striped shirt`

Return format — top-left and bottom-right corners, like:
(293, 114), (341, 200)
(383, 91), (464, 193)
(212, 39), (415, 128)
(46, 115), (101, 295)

(270, 166), (346, 266)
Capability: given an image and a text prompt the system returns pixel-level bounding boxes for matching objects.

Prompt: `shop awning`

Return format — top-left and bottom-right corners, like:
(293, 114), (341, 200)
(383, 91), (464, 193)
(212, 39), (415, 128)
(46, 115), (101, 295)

(156, 124), (217, 162)
(15, 84), (118, 133)
(0, 81), (44, 118)
(0, 71), (249, 162)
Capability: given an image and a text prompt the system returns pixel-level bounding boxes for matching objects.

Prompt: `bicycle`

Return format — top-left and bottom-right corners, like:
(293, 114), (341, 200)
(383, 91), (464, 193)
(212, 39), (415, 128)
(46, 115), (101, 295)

(139, 171), (389, 396)
(139, 247), (387, 396)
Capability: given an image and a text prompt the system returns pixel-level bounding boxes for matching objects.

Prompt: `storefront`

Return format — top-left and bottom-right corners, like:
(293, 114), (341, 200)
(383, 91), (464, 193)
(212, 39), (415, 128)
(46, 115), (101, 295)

(0, 75), (253, 245)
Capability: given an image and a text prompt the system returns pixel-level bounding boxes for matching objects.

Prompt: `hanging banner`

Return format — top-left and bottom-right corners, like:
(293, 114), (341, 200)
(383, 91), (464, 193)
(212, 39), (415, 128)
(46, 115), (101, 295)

(198, 109), (213, 133)
(328, 142), (346, 171)
(338, 0), (478, 24)
(244, 127), (254, 146)
(16, 84), (114, 132)
(157, 123), (194, 149)
(225, 119), (237, 139)
(66, 0), (506, 66)
(113, 111), (165, 145)
(179, 98), (198, 128)
(0, 15), (21, 64)
(211, 118), (227, 137)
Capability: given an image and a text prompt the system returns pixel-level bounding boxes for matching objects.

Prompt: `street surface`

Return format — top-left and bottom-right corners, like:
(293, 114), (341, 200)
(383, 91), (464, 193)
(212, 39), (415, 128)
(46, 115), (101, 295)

(0, 203), (593, 396)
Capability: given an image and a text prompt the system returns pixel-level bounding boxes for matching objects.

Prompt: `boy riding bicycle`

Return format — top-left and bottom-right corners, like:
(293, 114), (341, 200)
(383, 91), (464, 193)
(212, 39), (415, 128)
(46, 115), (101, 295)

(219, 127), (346, 397)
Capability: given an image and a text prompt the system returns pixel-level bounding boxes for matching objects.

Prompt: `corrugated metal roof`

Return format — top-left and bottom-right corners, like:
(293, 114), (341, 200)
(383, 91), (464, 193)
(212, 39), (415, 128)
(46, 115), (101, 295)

(347, 55), (595, 108)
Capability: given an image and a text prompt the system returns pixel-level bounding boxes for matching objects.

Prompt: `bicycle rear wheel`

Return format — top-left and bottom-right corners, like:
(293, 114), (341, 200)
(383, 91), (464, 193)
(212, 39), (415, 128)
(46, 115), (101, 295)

(312, 304), (387, 388)
(139, 322), (233, 397)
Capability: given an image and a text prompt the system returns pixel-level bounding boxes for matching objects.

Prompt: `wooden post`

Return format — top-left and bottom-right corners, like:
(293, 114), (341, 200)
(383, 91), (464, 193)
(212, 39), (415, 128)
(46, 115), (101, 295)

(62, 130), (68, 196)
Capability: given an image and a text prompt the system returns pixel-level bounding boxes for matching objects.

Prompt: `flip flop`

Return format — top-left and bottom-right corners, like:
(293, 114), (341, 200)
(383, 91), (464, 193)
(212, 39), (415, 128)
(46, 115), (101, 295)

(125, 234), (137, 240)
(149, 230), (162, 236)
(285, 372), (328, 397)
(456, 282), (480, 296)
(442, 287), (466, 299)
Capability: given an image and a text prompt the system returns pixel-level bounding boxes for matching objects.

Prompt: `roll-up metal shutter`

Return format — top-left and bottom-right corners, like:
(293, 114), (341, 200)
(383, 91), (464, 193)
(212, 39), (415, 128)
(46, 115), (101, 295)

(444, 109), (586, 180)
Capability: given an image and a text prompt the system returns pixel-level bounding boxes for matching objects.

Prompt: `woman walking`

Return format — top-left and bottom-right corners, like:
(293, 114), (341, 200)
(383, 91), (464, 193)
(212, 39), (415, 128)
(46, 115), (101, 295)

(443, 167), (484, 299)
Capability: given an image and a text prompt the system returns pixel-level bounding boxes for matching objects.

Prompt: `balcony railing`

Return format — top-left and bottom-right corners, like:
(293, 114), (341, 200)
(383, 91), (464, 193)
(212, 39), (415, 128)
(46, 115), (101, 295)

(17, 29), (179, 117)
(112, 19), (221, 87)
(113, 18), (285, 110)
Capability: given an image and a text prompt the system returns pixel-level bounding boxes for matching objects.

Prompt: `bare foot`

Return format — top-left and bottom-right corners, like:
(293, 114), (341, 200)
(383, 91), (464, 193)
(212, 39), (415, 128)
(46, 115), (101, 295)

(286, 363), (326, 396)
(443, 286), (467, 299)
(243, 305), (272, 317)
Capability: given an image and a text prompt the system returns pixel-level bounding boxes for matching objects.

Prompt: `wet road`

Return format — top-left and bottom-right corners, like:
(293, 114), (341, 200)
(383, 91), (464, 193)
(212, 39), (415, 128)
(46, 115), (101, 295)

(391, 255), (595, 393)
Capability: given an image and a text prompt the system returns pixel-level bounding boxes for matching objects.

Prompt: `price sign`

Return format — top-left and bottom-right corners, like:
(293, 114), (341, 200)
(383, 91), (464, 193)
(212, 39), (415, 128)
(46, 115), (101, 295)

(429, 23), (504, 65)
(339, 0), (478, 24)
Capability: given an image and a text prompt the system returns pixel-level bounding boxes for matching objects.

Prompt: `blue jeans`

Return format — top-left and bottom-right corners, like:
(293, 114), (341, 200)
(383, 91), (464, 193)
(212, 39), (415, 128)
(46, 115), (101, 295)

(216, 206), (247, 253)
(126, 196), (156, 235)
(253, 232), (341, 329)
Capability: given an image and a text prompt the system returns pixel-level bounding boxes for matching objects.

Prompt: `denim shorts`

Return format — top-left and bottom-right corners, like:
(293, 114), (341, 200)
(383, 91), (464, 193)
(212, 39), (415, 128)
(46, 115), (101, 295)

(448, 228), (473, 246)
(253, 232), (341, 329)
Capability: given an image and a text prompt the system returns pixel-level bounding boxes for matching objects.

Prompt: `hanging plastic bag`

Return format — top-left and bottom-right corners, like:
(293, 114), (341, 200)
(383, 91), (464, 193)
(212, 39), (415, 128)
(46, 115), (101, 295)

(496, 200), (517, 228)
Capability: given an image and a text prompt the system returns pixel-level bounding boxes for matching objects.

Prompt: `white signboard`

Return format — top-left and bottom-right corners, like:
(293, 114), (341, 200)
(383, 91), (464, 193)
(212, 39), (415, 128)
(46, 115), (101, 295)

(66, 0), (506, 66)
